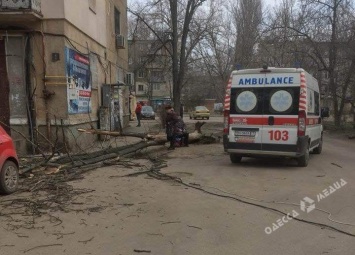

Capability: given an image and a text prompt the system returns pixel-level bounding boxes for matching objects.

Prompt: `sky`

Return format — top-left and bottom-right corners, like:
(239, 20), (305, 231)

(264, 0), (282, 9)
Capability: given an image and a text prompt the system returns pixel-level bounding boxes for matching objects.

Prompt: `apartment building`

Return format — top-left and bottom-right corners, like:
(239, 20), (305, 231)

(0, 0), (129, 154)
(128, 39), (172, 110)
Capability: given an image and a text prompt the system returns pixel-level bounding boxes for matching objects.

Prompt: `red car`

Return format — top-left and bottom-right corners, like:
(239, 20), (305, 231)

(0, 125), (19, 194)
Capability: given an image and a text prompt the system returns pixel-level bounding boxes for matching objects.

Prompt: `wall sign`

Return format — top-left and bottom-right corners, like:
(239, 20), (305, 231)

(65, 47), (91, 114)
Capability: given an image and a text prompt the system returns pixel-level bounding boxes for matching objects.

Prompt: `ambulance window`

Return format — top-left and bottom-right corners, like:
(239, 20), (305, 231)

(270, 90), (293, 113)
(266, 87), (299, 115)
(307, 89), (315, 114)
(231, 88), (262, 114)
(310, 91), (320, 116)
(315, 91), (320, 115)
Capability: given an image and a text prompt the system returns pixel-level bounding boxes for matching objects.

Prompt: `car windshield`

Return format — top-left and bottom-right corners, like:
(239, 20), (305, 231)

(196, 106), (207, 111)
(142, 106), (154, 112)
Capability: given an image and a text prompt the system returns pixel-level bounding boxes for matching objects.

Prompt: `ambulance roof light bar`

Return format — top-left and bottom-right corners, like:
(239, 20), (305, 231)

(260, 65), (271, 73)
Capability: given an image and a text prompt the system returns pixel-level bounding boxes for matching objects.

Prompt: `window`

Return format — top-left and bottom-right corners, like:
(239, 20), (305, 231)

(114, 8), (121, 35)
(230, 87), (300, 115)
(138, 85), (144, 91)
(138, 70), (144, 78)
(153, 84), (161, 90)
(314, 91), (320, 115)
(150, 71), (163, 82)
(307, 90), (320, 116)
(269, 89), (295, 114)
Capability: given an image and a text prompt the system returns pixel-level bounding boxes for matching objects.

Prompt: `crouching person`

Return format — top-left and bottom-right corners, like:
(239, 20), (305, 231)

(165, 105), (179, 150)
(175, 117), (189, 147)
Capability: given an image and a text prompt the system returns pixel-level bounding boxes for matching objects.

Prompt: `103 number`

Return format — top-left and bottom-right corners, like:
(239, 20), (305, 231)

(268, 130), (289, 141)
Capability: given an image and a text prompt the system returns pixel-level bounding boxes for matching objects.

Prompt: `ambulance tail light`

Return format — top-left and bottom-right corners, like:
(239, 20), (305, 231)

(223, 110), (230, 134)
(298, 110), (306, 136)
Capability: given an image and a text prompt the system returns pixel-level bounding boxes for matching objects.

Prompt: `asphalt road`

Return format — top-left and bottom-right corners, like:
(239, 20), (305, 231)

(1, 119), (355, 255)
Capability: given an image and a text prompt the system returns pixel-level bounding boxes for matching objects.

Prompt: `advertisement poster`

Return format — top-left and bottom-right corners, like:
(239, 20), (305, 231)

(65, 47), (91, 114)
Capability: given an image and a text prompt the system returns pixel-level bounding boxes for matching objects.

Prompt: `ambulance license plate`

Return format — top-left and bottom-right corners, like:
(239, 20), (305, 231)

(232, 128), (259, 138)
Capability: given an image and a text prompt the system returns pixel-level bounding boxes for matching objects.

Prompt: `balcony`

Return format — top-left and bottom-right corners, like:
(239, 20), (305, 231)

(0, 0), (42, 24)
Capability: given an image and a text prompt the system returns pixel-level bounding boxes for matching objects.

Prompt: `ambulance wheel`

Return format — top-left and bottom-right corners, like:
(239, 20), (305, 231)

(313, 135), (323, 154)
(298, 147), (309, 167)
(230, 154), (242, 164)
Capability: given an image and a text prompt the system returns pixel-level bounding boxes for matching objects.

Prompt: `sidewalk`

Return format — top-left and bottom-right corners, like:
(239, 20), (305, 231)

(124, 118), (164, 135)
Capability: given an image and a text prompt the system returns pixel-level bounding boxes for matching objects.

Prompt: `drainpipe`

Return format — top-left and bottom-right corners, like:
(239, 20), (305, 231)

(38, 28), (52, 140)
(25, 34), (36, 154)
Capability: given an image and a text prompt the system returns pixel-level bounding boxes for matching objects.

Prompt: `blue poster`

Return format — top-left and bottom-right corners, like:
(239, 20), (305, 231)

(65, 47), (92, 114)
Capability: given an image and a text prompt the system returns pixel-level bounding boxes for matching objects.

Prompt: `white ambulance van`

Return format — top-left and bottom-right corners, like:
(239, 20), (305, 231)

(223, 67), (329, 167)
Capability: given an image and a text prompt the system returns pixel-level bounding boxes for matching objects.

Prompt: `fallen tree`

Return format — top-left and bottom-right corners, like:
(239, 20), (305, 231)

(21, 122), (208, 176)
(77, 121), (207, 144)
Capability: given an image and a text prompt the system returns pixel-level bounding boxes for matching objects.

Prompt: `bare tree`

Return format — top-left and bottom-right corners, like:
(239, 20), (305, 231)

(129, 0), (213, 112)
(192, 2), (235, 103)
(263, 0), (355, 126)
(232, 0), (263, 68)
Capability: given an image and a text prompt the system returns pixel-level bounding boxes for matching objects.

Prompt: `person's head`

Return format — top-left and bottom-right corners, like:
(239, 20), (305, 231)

(165, 105), (174, 113)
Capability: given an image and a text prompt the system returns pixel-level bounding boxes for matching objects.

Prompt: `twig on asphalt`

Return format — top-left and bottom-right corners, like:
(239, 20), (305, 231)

(120, 170), (151, 177)
(23, 244), (63, 253)
(45, 231), (75, 240)
(331, 162), (343, 168)
(134, 249), (151, 253)
(187, 225), (202, 230)
(161, 221), (181, 225)
(146, 233), (163, 236)
(78, 236), (94, 244)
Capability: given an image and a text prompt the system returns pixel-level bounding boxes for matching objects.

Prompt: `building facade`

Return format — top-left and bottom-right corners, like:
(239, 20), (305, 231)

(128, 39), (172, 110)
(0, 0), (129, 154)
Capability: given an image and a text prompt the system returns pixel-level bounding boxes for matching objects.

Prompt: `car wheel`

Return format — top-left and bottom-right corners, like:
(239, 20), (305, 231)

(207, 117), (209, 120)
(313, 135), (323, 154)
(189, 116), (192, 119)
(0, 160), (19, 195)
(230, 154), (242, 164)
(298, 146), (310, 167)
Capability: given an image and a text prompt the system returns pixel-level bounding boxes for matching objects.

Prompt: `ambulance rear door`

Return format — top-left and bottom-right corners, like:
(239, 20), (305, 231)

(229, 72), (266, 152)
(260, 72), (301, 154)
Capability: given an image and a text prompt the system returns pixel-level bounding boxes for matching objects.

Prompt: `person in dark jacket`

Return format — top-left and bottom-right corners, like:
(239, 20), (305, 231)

(174, 116), (189, 147)
(135, 102), (142, 127)
(165, 105), (179, 150)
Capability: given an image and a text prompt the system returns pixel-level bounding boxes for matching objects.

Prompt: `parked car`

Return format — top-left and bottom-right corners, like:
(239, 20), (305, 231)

(0, 125), (19, 195)
(141, 105), (156, 120)
(189, 106), (210, 120)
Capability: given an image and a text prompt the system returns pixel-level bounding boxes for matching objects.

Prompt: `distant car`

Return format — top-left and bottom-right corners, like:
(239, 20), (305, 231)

(189, 106), (210, 120)
(0, 125), (19, 195)
(141, 106), (156, 120)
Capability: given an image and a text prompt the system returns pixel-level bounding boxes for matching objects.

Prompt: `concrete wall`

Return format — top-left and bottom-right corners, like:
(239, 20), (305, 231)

(3, 0), (128, 154)
(41, 0), (64, 19)
(42, 0), (107, 47)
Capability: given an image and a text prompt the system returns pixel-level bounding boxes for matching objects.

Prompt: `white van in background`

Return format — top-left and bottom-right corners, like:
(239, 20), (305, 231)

(223, 67), (329, 167)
